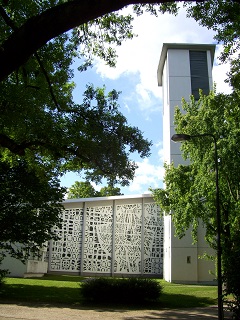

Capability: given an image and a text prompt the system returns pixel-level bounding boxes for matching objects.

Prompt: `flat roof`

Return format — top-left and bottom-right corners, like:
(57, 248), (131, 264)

(63, 193), (153, 204)
(157, 43), (216, 86)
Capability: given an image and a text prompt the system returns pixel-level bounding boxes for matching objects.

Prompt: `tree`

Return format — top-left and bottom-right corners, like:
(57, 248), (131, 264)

(98, 184), (123, 197)
(68, 181), (97, 198)
(0, 159), (65, 260)
(0, 1), (154, 185)
(184, 0), (240, 89)
(151, 90), (240, 317)
(1, 0), (239, 82)
(185, 0), (240, 60)
(1, 0), (238, 80)
(0, 0), (161, 269)
(67, 181), (122, 198)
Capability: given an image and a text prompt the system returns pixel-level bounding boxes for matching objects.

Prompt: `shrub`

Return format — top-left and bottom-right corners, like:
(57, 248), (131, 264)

(80, 277), (162, 304)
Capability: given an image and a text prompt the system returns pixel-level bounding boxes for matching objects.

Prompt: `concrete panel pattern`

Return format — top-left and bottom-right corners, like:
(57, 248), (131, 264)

(48, 196), (163, 277)
(83, 205), (113, 273)
(49, 208), (83, 272)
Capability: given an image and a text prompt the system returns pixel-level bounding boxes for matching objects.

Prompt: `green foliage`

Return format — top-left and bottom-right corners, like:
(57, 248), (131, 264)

(80, 277), (162, 304)
(133, 3), (178, 16)
(0, 159), (65, 260)
(68, 181), (97, 198)
(0, 1), (152, 271)
(152, 89), (240, 316)
(67, 181), (122, 198)
(76, 13), (135, 70)
(185, 0), (240, 89)
(0, 80), (151, 185)
(0, 2), (152, 186)
(185, 0), (240, 61)
(153, 90), (240, 243)
(98, 184), (122, 197)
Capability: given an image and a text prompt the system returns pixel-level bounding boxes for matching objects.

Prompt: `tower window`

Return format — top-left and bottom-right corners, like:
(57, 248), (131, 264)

(189, 51), (209, 100)
(187, 256), (191, 264)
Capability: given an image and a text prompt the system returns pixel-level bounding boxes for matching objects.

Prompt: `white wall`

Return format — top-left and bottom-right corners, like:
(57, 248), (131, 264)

(2, 255), (27, 277)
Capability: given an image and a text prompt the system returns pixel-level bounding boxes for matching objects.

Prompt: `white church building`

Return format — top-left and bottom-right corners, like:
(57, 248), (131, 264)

(3, 43), (217, 283)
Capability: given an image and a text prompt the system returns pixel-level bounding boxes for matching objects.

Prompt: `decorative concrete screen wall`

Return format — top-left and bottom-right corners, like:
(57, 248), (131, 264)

(48, 194), (163, 277)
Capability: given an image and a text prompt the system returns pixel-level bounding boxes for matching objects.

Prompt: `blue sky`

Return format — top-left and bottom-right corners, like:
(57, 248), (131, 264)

(60, 6), (232, 195)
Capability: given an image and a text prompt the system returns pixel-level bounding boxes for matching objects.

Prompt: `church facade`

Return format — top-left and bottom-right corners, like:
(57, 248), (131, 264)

(3, 43), (217, 283)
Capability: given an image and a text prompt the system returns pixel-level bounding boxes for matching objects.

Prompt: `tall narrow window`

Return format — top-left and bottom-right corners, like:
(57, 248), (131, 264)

(189, 51), (209, 99)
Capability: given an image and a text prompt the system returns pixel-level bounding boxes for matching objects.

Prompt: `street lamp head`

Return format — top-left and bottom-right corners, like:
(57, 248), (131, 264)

(171, 134), (191, 142)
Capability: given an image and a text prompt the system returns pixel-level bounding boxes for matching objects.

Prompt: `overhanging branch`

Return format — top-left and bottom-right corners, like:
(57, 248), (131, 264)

(0, 0), (208, 82)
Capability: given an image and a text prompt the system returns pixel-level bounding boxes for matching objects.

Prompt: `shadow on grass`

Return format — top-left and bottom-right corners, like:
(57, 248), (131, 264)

(35, 275), (84, 282)
(159, 292), (216, 308)
(0, 283), (81, 305)
(0, 282), (216, 312)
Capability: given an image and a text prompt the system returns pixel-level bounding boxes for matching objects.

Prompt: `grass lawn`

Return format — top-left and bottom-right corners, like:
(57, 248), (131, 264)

(0, 275), (217, 309)
(160, 281), (217, 308)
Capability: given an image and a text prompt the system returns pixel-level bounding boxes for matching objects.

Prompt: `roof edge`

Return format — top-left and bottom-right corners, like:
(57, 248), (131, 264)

(63, 193), (153, 203)
(157, 43), (216, 86)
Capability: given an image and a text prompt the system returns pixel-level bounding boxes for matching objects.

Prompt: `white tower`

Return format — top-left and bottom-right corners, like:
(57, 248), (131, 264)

(157, 43), (216, 283)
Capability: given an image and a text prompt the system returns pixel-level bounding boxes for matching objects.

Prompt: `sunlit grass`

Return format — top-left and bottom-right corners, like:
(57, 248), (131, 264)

(0, 275), (217, 308)
(159, 281), (217, 308)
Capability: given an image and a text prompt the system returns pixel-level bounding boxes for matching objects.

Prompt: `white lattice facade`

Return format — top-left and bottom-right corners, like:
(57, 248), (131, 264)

(48, 194), (163, 277)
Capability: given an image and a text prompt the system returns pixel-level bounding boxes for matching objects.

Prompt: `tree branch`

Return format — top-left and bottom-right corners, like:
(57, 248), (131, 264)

(34, 53), (60, 110)
(0, 132), (104, 171)
(0, 5), (60, 108)
(0, 0), (206, 82)
(225, 173), (238, 202)
(0, 133), (26, 155)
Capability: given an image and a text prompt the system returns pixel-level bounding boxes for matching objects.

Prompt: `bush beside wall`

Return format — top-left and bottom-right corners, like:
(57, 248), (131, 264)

(80, 277), (162, 304)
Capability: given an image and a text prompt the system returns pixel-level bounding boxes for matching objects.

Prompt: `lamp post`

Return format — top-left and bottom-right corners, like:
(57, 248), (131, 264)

(171, 133), (223, 320)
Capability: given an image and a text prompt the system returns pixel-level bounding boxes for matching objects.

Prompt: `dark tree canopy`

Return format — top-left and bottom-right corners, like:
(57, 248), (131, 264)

(0, 0), (191, 81)
(0, 160), (65, 260)
(0, 1), (154, 186)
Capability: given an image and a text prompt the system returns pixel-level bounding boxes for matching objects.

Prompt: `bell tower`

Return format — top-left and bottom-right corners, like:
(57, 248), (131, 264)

(157, 43), (216, 282)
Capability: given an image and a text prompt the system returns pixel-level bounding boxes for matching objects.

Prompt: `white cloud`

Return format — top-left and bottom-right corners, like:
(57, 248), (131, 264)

(93, 6), (230, 114)
(212, 45), (233, 94)
(125, 158), (164, 193)
(135, 83), (152, 106)
(63, 7), (234, 196)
